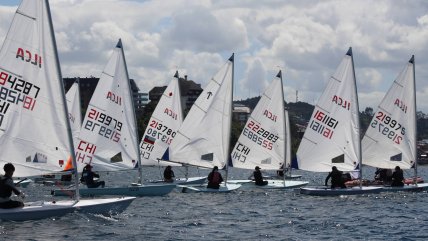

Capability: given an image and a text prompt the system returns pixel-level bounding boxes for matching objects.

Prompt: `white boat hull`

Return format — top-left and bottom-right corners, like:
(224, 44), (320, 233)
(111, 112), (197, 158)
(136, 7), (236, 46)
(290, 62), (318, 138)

(228, 179), (308, 190)
(148, 176), (206, 185)
(56, 197), (136, 216)
(0, 201), (75, 221)
(299, 186), (383, 196)
(180, 183), (241, 193)
(52, 184), (176, 197)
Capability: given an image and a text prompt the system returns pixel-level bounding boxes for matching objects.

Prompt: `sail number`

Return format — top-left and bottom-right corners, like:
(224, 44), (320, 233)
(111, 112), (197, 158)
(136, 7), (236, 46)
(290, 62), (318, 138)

(243, 120), (279, 150)
(84, 108), (121, 142)
(0, 71), (41, 126)
(309, 110), (339, 139)
(370, 111), (405, 144)
(146, 120), (176, 144)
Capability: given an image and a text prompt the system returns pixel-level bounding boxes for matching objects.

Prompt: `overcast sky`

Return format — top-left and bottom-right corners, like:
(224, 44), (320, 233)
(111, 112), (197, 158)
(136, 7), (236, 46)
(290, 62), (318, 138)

(1, 0), (428, 112)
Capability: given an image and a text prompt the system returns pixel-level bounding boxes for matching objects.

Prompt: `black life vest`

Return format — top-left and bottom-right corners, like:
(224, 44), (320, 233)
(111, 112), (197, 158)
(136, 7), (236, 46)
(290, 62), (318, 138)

(0, 176), (13, 198)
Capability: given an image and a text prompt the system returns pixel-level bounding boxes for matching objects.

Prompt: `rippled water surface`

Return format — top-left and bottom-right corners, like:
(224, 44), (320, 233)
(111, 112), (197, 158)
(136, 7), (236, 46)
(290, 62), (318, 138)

(2, 165), (428, 240)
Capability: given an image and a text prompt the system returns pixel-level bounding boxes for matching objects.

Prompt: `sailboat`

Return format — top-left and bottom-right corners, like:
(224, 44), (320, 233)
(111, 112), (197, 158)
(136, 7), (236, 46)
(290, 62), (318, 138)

(362, 56), (428, 192)
(140, 71), (206, 185)
(52, 40), (175, 197)
(0, 0), (134, 220)
(296, 48), (382, 196)
(168, 54), (241, 193)
(228, 71), (308, 189)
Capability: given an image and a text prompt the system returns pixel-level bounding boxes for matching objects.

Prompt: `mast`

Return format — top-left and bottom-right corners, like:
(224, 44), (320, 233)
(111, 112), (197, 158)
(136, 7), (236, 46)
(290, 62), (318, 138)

(285, 109), (292, 181)
(347, 47), (362, 188)
(117, 39), (142, 185)
(45, 0), (80, 200)
(411, 55), (418, 184)
(174, 70), (189, 179)
(225, 53), (234, 185)
(277, 70), (287, 186)
(76, 77), (82, 124)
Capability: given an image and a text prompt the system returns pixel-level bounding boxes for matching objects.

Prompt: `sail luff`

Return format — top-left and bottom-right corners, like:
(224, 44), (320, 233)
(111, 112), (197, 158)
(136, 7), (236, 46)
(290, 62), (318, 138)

(411, 55), (417, 183)
(225, 53), (234, 184)
(348, 47), (363, 188)
(44, 0), (80, 200)
(117, 39), (142, 183)
(277, 70), (287, 186)
(285, 110), (291, 177)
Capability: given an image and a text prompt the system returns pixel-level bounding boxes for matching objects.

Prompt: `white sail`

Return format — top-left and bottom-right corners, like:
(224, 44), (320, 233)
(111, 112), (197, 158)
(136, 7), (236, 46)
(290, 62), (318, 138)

(0, 0), (73, 177)
(76, 40), (139, 171)
(362, 57), (416, 169)
(140, 71), (183, 166)
(66, 80), (82, 145)
(231, 71), (285, 170)
(296, 48), (360, 172)
(169, 55), (234, 169)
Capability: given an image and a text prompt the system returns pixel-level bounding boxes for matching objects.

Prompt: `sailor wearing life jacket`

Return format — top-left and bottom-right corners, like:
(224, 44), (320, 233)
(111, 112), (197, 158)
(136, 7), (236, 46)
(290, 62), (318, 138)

(207, 166), (224, 189)
(0, 163), (25, 209)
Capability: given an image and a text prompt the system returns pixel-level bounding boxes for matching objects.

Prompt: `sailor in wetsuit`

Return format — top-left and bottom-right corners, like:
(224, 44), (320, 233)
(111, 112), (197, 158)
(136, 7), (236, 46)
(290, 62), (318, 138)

(325, 166), (346, 189)
(207, 166), (223, 189)
(163, 165), (175, 183)
(0, 163), (25, 209)
(81, 164), (105, 188)
(254, 166), (268, 186)
(391, 166), (404, 187)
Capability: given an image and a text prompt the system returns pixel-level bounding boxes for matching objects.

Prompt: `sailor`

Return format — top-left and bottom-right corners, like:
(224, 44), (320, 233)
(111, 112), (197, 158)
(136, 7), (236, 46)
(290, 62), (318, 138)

(207, 166), (223, 189)
(325, 166), (346, 189)
(81, 164), (105, 188)
(163, 165), (175, 183)
(0, 163), (25, 208)
(391, 166), (404, 187)
(254, 166), (268, 186)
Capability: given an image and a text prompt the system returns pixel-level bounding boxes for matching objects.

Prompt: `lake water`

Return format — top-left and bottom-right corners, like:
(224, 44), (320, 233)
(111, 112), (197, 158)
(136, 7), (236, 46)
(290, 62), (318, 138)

(2, 165), (428, 241)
